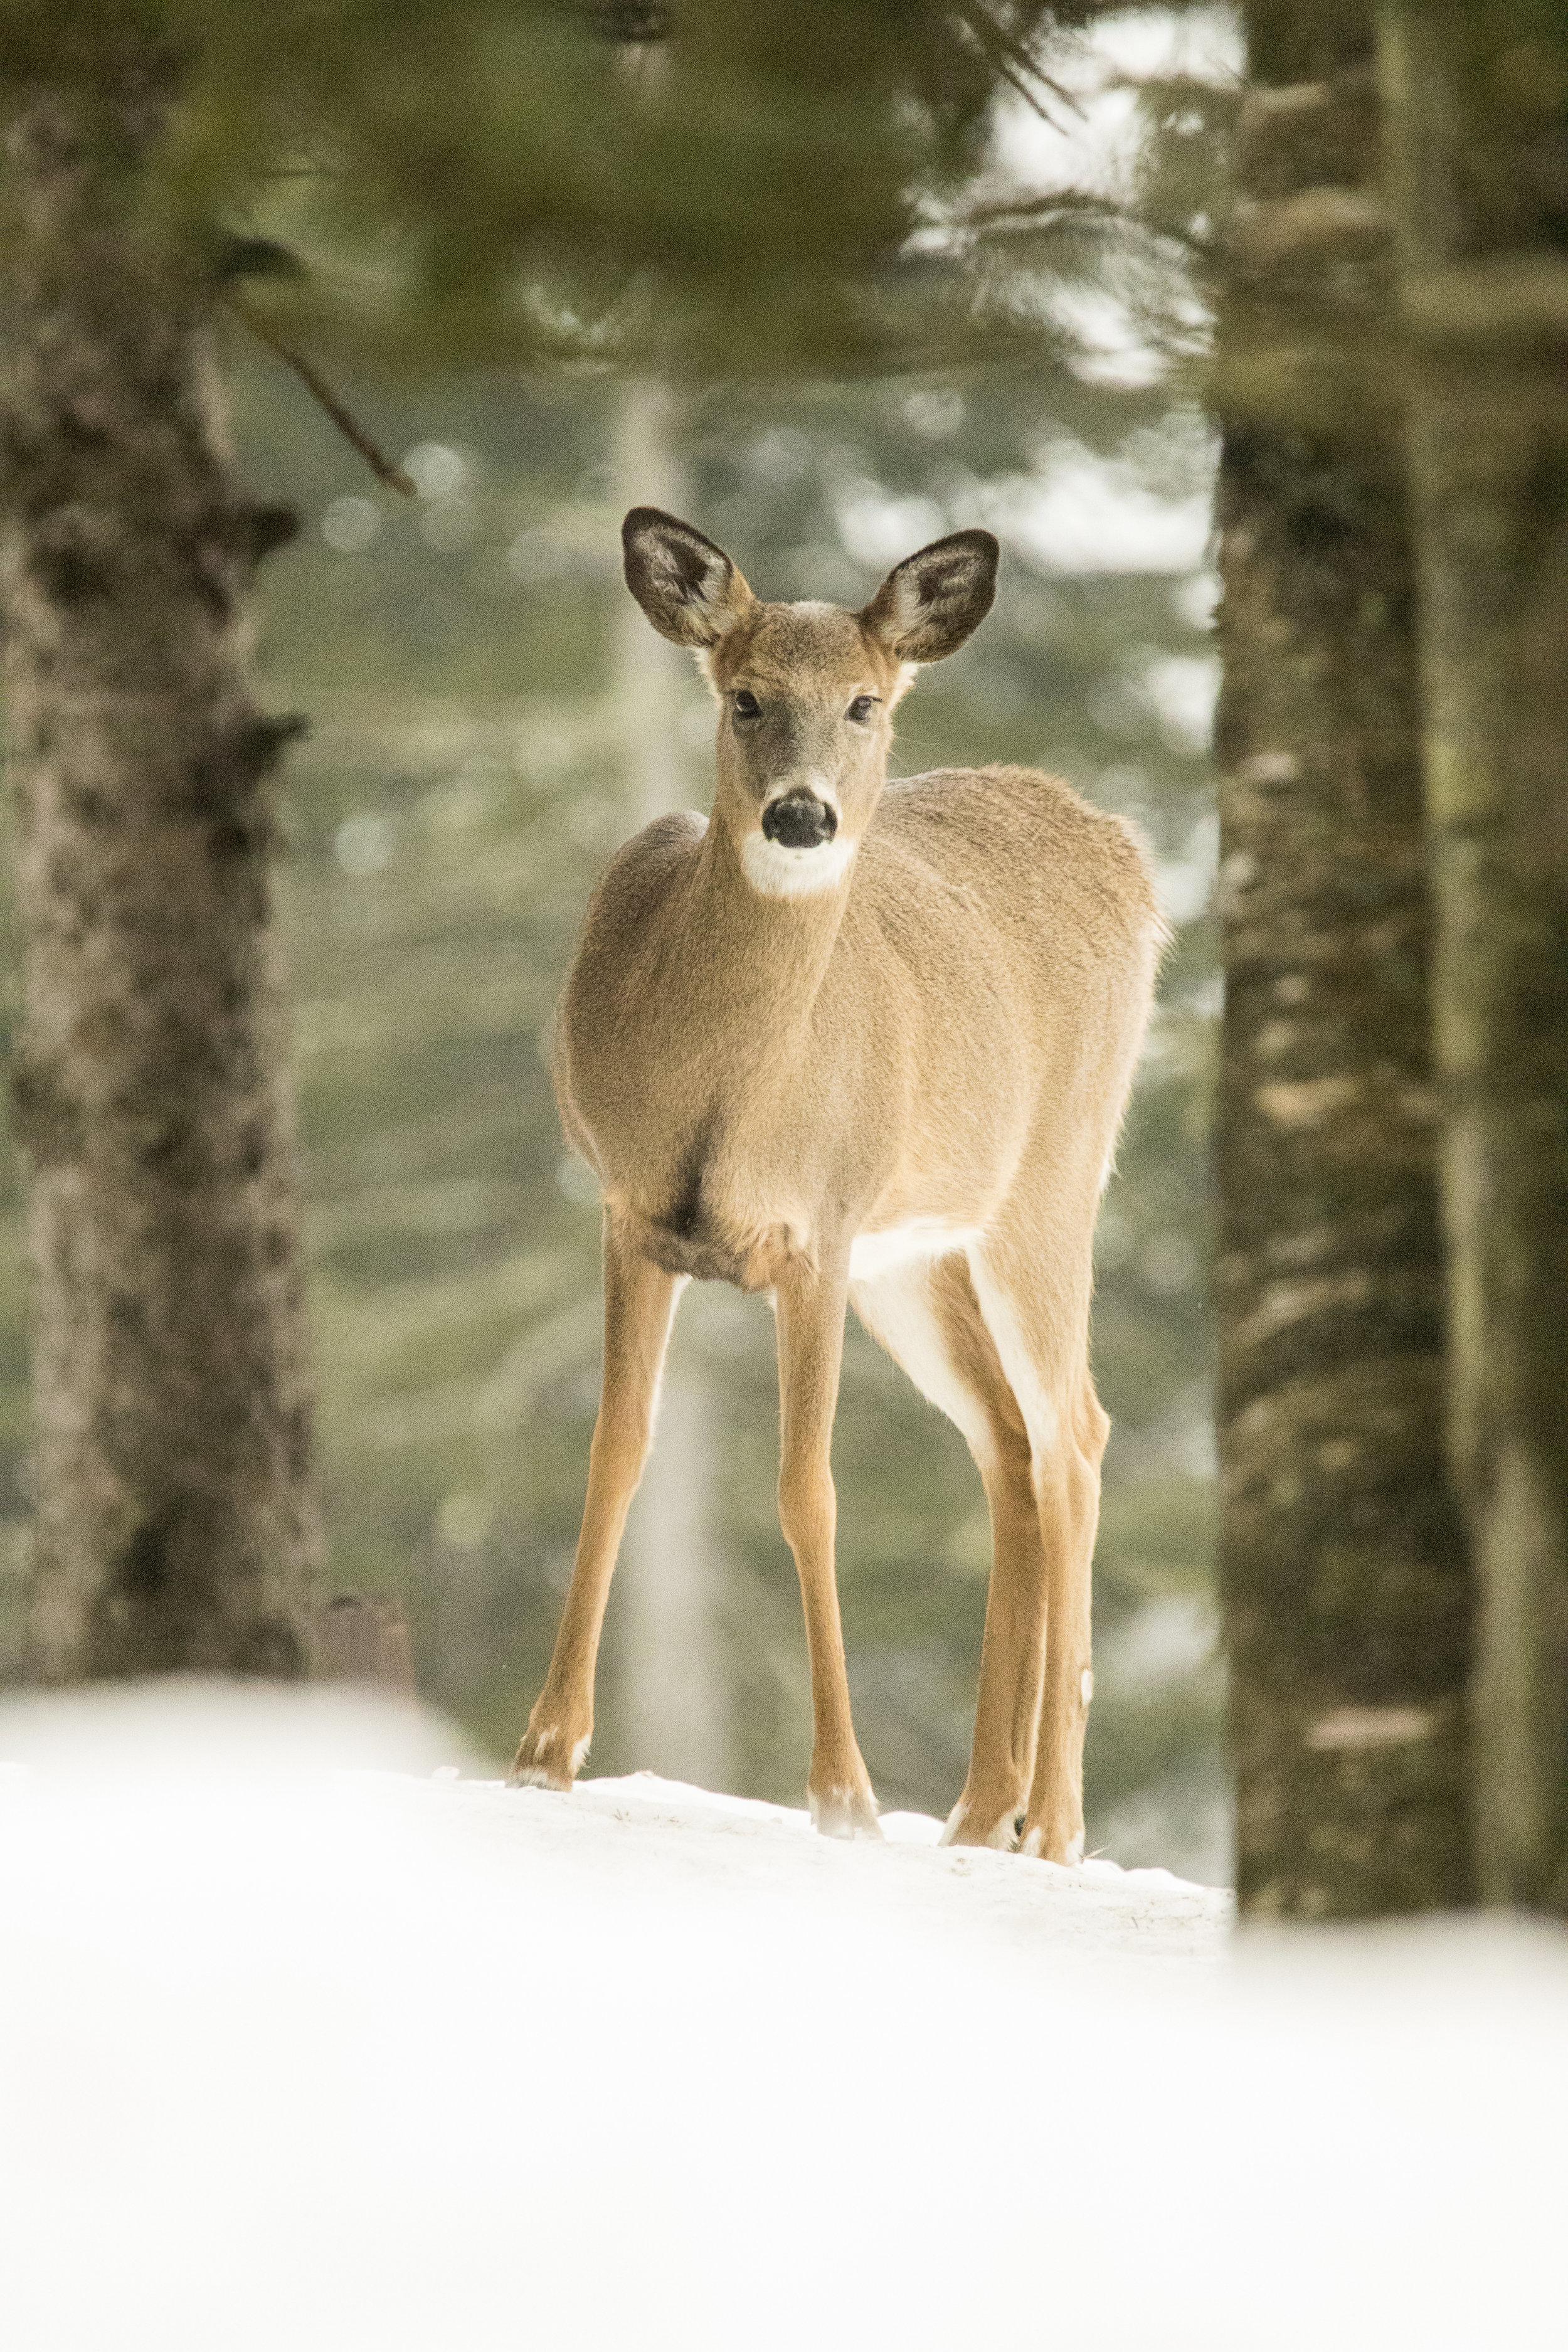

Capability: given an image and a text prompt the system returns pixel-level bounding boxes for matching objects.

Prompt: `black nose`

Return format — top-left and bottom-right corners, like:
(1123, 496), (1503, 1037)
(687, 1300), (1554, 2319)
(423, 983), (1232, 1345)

(761, 793), (838, 849)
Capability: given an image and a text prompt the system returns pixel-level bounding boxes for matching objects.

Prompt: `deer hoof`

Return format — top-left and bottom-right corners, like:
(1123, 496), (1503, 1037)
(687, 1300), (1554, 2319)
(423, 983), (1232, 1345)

(1019, 1821), (1086, 1865)
(809, 1783), (882, 1840)
(940, 1796), (1025, 1852)
(508, 1724), (590, 1791)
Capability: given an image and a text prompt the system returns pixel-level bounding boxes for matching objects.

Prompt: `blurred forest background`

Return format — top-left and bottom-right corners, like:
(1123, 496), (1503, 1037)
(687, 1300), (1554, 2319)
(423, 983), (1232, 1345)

(0, 10), (1238, 1878)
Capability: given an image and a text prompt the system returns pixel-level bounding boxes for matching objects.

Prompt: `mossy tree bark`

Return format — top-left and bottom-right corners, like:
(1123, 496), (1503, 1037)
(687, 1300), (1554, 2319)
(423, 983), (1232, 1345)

(1213, 1), (1472, 1916)
(0, 58), (321, 1678)
(1378, 1), (1568, 1913)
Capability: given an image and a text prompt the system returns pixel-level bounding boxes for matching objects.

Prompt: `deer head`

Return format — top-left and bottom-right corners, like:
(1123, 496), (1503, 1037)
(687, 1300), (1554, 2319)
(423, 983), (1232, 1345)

(622, 506), (999, 898)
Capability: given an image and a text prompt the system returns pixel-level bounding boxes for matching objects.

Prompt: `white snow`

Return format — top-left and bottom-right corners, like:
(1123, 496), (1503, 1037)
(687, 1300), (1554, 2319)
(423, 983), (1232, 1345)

(3, 1683), (1566, 2351)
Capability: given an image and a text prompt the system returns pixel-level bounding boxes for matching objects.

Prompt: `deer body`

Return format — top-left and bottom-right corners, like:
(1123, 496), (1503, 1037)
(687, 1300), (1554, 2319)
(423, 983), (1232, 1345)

(512, 511), (1162, 1856)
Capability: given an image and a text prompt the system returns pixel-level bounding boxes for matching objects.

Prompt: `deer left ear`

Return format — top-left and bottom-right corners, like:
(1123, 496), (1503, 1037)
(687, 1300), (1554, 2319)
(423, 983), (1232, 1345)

(861, 529), (999, 663)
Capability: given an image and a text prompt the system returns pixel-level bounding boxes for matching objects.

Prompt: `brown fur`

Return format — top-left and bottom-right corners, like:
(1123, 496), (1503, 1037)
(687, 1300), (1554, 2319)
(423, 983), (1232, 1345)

(511, 512), (1163, 1855)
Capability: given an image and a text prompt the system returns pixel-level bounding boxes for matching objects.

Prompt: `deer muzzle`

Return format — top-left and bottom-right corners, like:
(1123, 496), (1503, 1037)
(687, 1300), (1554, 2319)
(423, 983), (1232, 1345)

(761, 791), (839, 849)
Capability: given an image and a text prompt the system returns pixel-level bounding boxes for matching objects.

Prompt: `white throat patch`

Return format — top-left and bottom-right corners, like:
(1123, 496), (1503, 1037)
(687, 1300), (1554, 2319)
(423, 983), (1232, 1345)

(740, 831), (857, 899)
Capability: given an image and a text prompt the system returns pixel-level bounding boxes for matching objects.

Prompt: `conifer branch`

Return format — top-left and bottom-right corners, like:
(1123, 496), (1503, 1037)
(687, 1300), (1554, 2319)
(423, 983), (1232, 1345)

(956, 187), (1213, 260)
(950, 4), (1083, 122)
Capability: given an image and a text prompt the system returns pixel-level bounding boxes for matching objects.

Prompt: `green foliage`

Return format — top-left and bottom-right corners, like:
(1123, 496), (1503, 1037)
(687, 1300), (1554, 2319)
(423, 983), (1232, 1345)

(0, 0), (1108, 373)
(0, 1), (1239, 386)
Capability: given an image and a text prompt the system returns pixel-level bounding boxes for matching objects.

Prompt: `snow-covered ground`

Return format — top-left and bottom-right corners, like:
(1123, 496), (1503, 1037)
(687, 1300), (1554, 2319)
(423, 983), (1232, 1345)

(3, 1685), (1565, 2350)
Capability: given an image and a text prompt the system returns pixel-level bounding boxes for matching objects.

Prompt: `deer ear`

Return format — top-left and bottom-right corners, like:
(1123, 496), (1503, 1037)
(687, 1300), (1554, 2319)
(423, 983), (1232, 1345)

(622, 507), (756, 648)
(861, 529), (998, 662)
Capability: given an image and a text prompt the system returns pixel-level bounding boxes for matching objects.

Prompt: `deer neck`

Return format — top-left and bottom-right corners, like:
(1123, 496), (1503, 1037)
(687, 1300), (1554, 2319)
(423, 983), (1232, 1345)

(647, 800), (850, 1076)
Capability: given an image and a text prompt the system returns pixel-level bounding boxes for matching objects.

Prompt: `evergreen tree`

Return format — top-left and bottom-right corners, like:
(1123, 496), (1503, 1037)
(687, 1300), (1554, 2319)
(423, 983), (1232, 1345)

(1379, 0), (1568, 1913)
(1212, 0), (1472, 1919)
(0, 59), (322, 1675)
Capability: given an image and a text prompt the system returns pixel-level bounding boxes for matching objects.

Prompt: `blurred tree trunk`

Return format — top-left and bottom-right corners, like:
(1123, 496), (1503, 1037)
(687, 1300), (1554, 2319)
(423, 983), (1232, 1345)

(1212, 3), (1472, 1915)
(0, 60), (320, 1677)
(608, 379), (732, 1790)
(1378, 2), (1568, 1913)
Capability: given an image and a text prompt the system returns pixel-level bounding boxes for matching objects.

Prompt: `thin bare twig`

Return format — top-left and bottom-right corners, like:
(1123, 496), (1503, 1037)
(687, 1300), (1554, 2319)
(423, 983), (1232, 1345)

(228, 296), (417, 498)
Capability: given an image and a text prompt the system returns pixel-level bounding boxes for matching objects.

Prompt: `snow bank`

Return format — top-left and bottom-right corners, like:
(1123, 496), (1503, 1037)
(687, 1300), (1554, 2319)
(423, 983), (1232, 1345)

(2, 1685), (1564, 2350)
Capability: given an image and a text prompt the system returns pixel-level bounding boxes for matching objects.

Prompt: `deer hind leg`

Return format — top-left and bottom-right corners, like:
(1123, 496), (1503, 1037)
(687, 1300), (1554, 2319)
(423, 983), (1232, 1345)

(967, 1237), (1106, 1865)
(1021, 1374), (1109, 1862)
(510, 1222), (684, 1791)
(851, 1251), (1046, 1851)
(775, 1252), (879, 1839)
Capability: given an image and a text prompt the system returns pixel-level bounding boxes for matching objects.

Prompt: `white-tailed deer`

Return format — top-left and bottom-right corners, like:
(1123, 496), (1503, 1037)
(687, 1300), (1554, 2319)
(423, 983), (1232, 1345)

(511, 507), (1163, 1857)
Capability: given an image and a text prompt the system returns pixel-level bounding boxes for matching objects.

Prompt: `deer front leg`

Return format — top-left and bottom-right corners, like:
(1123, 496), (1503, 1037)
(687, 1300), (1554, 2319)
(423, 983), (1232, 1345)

(510, 1224), (683, 1791)
(775, 1252), (879, 1839)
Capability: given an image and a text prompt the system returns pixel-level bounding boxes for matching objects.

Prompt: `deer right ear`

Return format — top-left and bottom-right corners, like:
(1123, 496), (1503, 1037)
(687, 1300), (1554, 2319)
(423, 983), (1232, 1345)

(622, 507), (756, 649)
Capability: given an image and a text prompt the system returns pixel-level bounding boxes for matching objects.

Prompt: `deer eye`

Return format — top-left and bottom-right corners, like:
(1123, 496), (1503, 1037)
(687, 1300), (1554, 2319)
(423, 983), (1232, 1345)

(847, 694), (878, 724)
(733, 689), (760, 720)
